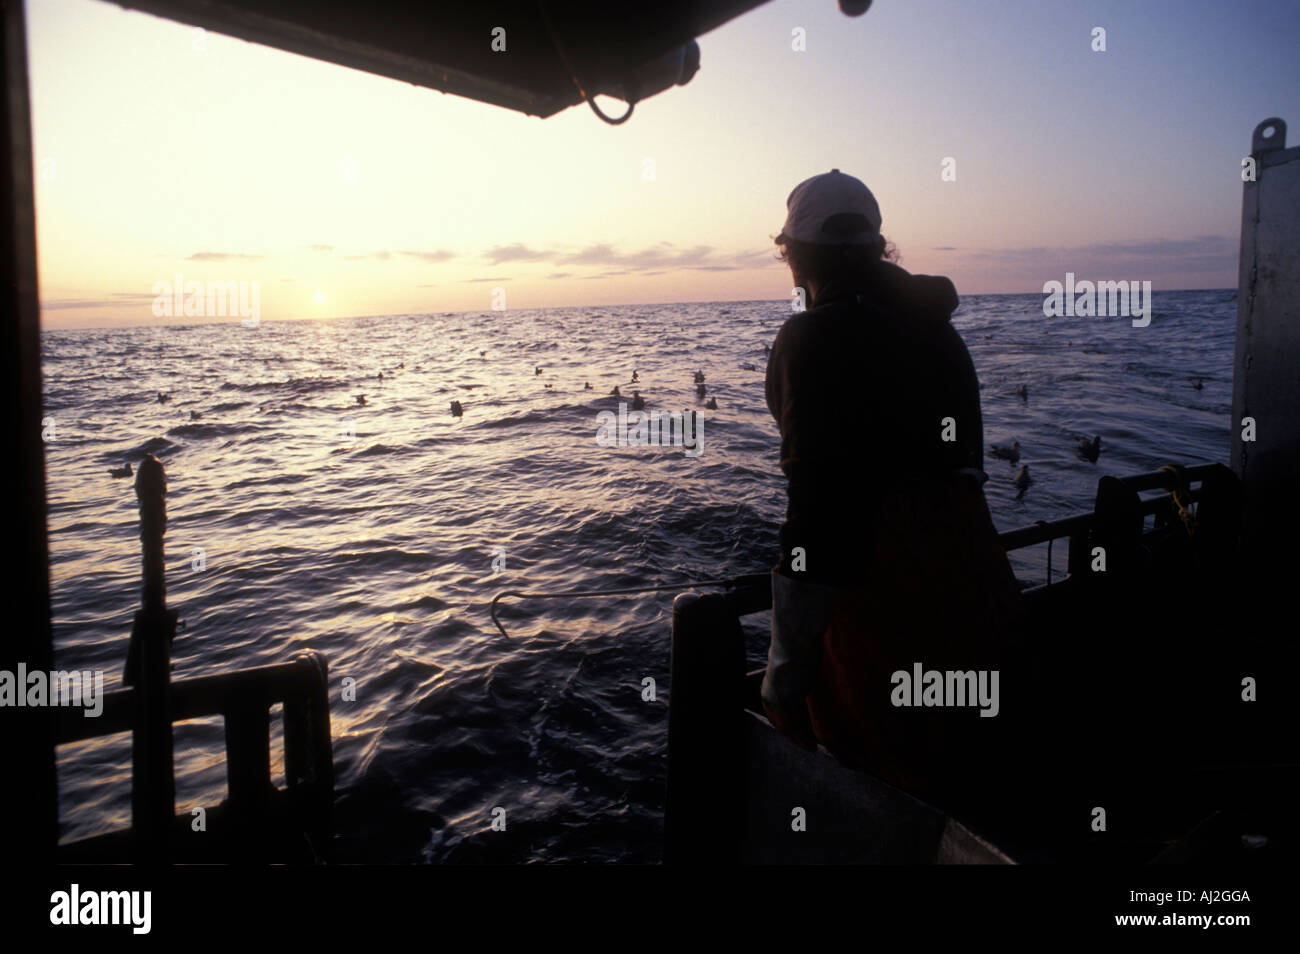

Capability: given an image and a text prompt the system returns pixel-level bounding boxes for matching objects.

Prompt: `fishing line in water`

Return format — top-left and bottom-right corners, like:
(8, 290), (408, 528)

(490, 575), (765, 639)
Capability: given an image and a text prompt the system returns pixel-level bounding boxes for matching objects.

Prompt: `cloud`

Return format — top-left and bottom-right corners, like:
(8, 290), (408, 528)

(462, 276), (509, 283)
(483, 243), (549, 265)
(187, 252), (267, 262)
(954, 235), (1234, 280)
(734, 248), (782, 268)
(480, 241), (777, 274)
(173, 241), (782, 282)
(308, 248), (453, 262)
(553, 243), (621, 266)
(40, 292), (156, 311)
(556, 242), (717, 269)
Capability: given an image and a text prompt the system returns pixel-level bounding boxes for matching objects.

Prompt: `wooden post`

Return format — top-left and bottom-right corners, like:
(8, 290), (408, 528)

(665, 591), (746, 864)
(127, 453), (177, 861)
(283, 652), (334, 857)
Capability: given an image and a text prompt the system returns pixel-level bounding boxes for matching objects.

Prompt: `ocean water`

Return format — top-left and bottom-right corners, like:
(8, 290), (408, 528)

(41, 289), (1236, 861)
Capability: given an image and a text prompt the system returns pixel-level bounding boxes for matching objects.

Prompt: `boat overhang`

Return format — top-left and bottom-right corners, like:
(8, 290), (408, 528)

(106, 0), (773, 117)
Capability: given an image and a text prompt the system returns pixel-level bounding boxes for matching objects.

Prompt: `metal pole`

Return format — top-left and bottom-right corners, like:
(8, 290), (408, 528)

(1231, 118), (1300, 559)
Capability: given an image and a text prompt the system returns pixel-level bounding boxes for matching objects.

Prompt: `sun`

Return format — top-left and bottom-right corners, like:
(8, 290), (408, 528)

(313, 290), (327, 305)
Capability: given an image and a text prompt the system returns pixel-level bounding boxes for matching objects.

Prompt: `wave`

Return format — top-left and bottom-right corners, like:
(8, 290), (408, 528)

(219, 375), (348, 395)
(353, 442), (408, 457)
(121, 435), (179, 458)
(166, 422), (256, 439)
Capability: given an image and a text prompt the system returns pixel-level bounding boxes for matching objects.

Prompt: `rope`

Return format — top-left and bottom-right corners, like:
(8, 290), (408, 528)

(490, 575), (758, 638)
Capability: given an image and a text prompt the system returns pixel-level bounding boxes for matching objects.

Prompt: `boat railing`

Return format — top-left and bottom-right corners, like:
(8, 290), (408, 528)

(55, 454), (333, 863)
(665, 462), (1240, 863)
(680, 462), (1234, 614)
(1001, 462), (1231, 588)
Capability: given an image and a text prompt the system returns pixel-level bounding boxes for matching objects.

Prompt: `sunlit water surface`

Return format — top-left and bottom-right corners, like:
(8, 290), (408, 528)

(42, 290), (1235, 861)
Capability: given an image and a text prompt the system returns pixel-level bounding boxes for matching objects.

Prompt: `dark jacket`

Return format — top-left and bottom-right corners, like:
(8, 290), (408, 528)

(765, 261), (983, 586)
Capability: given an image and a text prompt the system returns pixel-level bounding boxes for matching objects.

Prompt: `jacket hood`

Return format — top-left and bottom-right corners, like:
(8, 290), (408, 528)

(813, 261), (959, 322)
(873, 261), (959, 320)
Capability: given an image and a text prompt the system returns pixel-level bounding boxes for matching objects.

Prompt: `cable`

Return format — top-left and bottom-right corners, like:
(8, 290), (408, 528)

(537, 0), (635, 126)
(584, 96), (634, 126)
(490, 575), (762, 638)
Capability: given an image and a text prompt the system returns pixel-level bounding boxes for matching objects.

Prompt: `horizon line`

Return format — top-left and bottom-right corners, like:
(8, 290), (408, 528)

(40, 287), (1237, 333)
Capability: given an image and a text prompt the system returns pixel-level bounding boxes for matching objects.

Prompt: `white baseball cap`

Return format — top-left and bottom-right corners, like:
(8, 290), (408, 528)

(777, 169), (882, 245)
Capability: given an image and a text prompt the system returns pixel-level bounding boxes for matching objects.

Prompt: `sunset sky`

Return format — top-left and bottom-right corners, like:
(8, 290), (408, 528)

(27, 0), (1300, 328)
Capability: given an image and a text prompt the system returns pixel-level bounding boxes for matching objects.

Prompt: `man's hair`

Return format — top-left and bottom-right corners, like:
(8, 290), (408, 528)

(774, 234), (899, 287)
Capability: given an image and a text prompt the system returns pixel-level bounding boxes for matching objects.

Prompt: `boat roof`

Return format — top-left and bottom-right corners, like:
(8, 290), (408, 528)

(109, 0), (771, 117)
